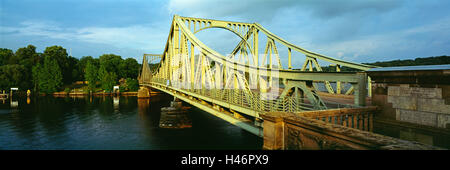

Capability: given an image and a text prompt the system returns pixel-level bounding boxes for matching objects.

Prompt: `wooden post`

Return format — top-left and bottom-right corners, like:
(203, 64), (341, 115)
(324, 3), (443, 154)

(369, 113), (374, 132)
(342, 115), (348, 127)
(359, 114), (364, 130)
(364, 113), (369, 131)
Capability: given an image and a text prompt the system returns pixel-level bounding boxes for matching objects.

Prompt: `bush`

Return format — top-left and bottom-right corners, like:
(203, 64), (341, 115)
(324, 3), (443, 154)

(64, 88), (71, 94)
(126, 78), (139, 92)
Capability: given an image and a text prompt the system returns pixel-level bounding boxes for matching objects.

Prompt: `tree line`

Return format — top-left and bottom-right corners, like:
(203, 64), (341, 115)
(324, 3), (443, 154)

(321, 55), (450, 72)
(0, 45), (141, 93)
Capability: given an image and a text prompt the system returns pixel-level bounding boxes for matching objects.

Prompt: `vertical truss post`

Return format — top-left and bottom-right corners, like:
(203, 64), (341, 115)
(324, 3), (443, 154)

(288, 48), (292, 69)
(173, 23), (179, 83)
(253, 28), (259, 90)
(190, 43), (195, 89)
(201, 53), (206, 89)
(336, 64), (341, 94)
(367, 76), (372, 97)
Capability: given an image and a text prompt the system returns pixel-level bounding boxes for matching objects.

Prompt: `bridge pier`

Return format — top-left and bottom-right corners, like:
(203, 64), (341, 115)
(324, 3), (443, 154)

(138, 86), (151, 98)
(159, 99), (192, 128)
(138, 86), (162, 98)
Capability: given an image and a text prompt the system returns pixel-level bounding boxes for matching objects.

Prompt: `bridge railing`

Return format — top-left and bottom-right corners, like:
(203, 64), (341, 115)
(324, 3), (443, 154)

(261, 110), (441, 150)
(146, 78), (358, 114)
(296, 107), (378, 131)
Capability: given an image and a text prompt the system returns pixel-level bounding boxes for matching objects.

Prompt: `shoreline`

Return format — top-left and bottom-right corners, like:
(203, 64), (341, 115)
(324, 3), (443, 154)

(51, 91), (138, 96)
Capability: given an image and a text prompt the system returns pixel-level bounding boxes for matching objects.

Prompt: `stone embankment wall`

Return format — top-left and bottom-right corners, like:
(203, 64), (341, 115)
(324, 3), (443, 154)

(386, 85), (450, 128)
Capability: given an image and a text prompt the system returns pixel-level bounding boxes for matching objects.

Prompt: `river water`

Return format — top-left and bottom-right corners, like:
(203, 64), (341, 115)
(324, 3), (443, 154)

(0, 95), (262, 150)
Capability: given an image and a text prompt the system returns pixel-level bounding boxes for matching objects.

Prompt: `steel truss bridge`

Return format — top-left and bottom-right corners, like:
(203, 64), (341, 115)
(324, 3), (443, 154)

(139, 15), (377, 137)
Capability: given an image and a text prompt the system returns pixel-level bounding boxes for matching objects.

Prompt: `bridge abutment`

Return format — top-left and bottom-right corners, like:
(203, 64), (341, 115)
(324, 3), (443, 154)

(367, 65), (450, 148)
(261, 110), (441, 150)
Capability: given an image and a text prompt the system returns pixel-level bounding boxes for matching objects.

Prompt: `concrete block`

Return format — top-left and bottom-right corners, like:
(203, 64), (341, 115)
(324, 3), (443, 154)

(410, 87), (442, 99)
(390, 96), (417, 110)
(387, 95), (394, 103)
(388, 86), (400, 96)
(399, 87), (412, 97)
(417, 98), (450, 114)
(398, 109), (437, 127)
(437, 114), (450, 129)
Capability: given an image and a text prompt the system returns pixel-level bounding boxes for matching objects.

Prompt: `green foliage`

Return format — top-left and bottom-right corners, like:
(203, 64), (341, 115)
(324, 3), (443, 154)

(322, 55), (450, 72)
(68, 56), (81, 82)
(85, 60), (98, 91)
(78, 56), (98, 81)
(125, 78), (139, 92)
(0, 48), (14, 66)
(43, 46), (73, 84)
(98, 66), (117, 92)
(31, 64), (40, 91)
(0, 64), (27, 90)
(64, 88), (71, 94)
(6, 45), (40, 89)
(363, 55), (450, 67)
(1, 45), (142, 93)
(35, 56), (63, 94)
(119, 58), (140, 79)
(15, 45), (39, 66)
(99, 54), (122, 75)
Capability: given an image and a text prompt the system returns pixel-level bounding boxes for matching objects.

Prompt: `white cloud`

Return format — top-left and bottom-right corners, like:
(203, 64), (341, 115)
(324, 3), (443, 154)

(0, 20), (168, 52)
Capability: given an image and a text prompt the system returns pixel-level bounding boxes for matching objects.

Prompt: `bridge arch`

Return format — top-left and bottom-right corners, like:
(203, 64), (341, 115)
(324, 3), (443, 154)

(193, 25), (254, 57)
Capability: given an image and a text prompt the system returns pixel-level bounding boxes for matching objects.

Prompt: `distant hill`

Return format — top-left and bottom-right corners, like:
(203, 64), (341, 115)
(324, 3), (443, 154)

(363, 55), (450, 67)
(322, 55), (450, 72)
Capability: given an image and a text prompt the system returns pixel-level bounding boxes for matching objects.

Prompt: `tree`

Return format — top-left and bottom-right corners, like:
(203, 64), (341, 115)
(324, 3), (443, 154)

(85, 60), (98, 91)
(31, 64), (41, 92)
(14, 45), (39, 89)
(99, 54), (122, 79)
(35, 56), (63, 94)
(98, 65), (117, 92)
(78, 56), (97, 81)
(14, 45), (39, 66)
(119, 58), (140, 79)
(0, 64), (27, 90)
(43, 46), (71, 84)
(67, 56), (80, 82)
(125, 78), (139, 91)
(0, 48), (14, 66)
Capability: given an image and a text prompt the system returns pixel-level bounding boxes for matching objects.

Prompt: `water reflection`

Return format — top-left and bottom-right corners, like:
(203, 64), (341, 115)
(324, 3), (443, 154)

(0, 95), (262, 150)
(10, 99), (18, 108)
(113, 96), (119, 111)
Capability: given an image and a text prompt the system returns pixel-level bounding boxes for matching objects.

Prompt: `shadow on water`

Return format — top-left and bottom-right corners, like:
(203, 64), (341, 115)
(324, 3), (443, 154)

(0, 94), (262, 150)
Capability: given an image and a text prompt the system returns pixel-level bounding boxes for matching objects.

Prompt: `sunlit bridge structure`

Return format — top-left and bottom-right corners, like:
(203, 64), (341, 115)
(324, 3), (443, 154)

(138, 15), (377, 137)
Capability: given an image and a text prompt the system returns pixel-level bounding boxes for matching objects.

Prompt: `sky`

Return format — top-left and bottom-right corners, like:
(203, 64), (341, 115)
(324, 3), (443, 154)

(1, 0), (449, 66)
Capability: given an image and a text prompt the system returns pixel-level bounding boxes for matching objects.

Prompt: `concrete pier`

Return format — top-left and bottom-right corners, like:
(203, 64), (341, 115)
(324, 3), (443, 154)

(137, 87), (151, 98)
(159, 101), (192, 128)
(138, 86), (162, 98)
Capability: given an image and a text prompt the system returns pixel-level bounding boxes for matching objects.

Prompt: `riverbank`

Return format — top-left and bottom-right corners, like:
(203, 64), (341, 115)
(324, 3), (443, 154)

(52, 91), (138, 96)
